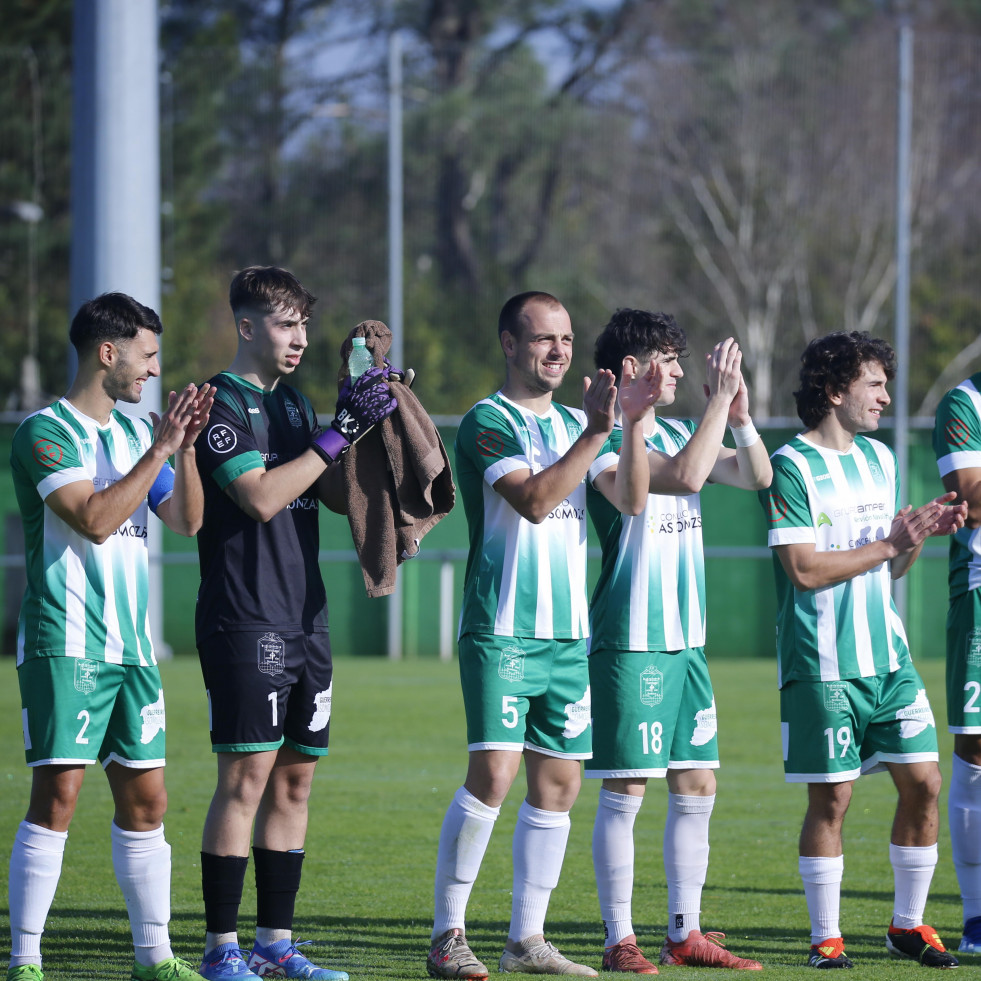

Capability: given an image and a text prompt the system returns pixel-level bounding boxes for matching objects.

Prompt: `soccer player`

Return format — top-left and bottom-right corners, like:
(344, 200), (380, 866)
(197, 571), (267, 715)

(933, 372), (981, 954)
(425, 291), (615, 980)
(760, 330), (965, 969)
(193, 266), (397, 981)
(587, 309), (770, 973)
(7, 292), (213, 981)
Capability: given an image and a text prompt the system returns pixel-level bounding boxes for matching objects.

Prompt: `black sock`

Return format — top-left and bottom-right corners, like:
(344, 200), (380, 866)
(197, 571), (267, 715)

(201, 852), (249, 935)
(254, 846), (304, 931)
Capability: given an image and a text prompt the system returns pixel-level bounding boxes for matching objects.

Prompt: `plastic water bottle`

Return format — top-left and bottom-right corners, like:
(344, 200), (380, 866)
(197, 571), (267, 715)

(348, 336), (373, 380)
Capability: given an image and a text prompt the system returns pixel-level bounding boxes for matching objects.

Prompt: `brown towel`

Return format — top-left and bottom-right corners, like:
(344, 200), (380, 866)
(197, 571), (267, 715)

(339, 321), (456, 597)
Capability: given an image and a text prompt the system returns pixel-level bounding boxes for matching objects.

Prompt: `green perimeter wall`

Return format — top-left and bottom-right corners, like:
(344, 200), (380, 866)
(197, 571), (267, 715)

(0, 422), (954, 660)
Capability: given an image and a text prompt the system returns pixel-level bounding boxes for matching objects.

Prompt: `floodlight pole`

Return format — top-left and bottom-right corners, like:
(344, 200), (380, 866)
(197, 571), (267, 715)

(71, 0), (169, 655)
(893, 21), (913, 621)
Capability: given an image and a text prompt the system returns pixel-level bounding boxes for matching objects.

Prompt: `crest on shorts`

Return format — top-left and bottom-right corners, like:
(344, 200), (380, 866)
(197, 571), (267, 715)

(257, 632), (286, 675)
(499, 645), (525, 682)
(640, 664), (664, 707)
(74, 658), (99, 694)
(823, 681), (850, 713)
(968, 628), (981, 667)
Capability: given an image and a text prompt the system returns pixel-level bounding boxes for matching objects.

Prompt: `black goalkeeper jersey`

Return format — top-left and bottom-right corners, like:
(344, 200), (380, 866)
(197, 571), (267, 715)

(194, 371), (329, 639)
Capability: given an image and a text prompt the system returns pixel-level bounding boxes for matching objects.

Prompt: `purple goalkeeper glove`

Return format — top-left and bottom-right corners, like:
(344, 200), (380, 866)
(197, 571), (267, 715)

(310, 366), (398, 463)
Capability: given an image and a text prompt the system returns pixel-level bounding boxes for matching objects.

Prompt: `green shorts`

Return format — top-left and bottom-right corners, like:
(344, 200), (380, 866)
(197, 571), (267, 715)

(780, 660), (938, 783)
(18, 656), (166, 768)
(458, 632), (591, 758)
(946, 589), (981, 734)
(586, 646), (719, 779)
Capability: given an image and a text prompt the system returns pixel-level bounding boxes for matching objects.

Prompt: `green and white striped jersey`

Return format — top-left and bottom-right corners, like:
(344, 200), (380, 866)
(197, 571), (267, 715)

(455, 392), (590, 639)
(587, 418), (705, 652)
(934, 373), (981, 600)
(761, 433), (908, 686)
(10, 399), (171, 667)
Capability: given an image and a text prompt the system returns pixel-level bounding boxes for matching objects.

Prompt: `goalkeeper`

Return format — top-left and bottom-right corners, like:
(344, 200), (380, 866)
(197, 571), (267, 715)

(192, 266), (397, 981)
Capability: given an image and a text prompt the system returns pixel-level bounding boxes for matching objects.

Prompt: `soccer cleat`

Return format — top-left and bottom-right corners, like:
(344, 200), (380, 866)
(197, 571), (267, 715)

(959, 915), (981, 954)
(499, 936), (598, 976)
(808, 938), (853, 969)
(131, 957), (201, 981)
(426, 929), (489, 979)
(886, 922), (959, 968)
(7, 967), (44, 981)
(248, 939), (348, 981)
(200, 943), (262, 981)
(659, 931), (761, 970)
(601, 937), (658, 974)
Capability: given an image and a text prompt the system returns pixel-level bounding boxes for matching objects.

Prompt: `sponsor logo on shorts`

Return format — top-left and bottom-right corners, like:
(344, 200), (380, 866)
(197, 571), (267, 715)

(74, 658), (99, 694)
(309, 682), (332, 732)
(824, 681), (850, 713)
(499, 645), (525, 682)
(284, 398), (302, 427)
(33, 438), (63, 468)
(897, 688), (936, 739)
(207, 424), (237, 454)
(968, 628), (981, 667)
(640, 664), (664, 707)
(140, 688), (166, 744)
(257, 632), (286, 675)
(690, 698), (717, 747)
(562, 685), (591, 739)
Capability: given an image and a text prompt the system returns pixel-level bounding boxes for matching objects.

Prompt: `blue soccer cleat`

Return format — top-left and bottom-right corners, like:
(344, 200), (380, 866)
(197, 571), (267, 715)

(200, 943), (261, 981)
(248, 939), (348, 981)
(959, 915), (981, 954)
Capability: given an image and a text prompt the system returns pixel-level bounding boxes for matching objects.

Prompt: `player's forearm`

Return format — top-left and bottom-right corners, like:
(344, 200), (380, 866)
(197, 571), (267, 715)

(733, 438), (772, 491)
(507, 431), (607, 523)
(166, 448), (205, 536)
(67, 446), (172, 543)
(611, 416), (650, 515)
(890, 541), (923, 580)
(778, 539), (898, 592)
(229, 451), (327, 523)
(650, 396), (729, 495)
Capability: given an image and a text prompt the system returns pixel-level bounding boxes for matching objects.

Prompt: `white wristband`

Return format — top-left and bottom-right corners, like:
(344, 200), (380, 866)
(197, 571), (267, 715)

(729, 422), (759, 448)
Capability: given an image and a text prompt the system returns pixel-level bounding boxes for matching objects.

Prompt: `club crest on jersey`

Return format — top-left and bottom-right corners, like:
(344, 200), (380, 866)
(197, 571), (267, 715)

(968, 628), (981, 666)
(284, 398), (302, 427)
(867, 460), (884, 483)
(257, 632), (286, 675)
(128, 434), (143, 457)
(640, 664), (664, 706)
(823, 681), (850, 713)
(74, 658), (99, 694)
(499, 645), (525, 682)
(207, 424), (237, 454)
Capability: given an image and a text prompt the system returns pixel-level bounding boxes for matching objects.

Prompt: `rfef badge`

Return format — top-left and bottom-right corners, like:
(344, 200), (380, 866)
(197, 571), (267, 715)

(257, 632), (286, 675)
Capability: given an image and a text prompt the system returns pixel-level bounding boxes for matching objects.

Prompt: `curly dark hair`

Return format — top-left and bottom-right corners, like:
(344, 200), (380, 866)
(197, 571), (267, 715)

(794, 331), (897, 429)
(594, 308), (688, 384)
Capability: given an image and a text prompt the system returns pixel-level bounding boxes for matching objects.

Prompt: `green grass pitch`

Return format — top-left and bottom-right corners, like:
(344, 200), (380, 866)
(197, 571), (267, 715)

(0, 655), (972, 979)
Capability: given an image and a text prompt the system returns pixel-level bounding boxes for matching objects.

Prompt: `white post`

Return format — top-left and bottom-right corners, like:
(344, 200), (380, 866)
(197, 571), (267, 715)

(439, 561), (455, 661)
(70, 0), (168, 654)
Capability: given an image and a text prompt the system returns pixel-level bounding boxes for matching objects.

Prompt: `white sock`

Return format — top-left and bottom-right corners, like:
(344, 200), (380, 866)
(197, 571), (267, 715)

(890, 842), (938, 929)
(799, 855), (844, 945)
(432, 787), (499, 939)
(254, 929), (291, 948)
(205, 933), (238, 955)
(111, 822), (174, 967)
(949, 753), (981, 922)
(509, 800), (571, 943)
(8, 821), (68, 967)
(593, 789), (642, 948)
(665, 793), (714, 942)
